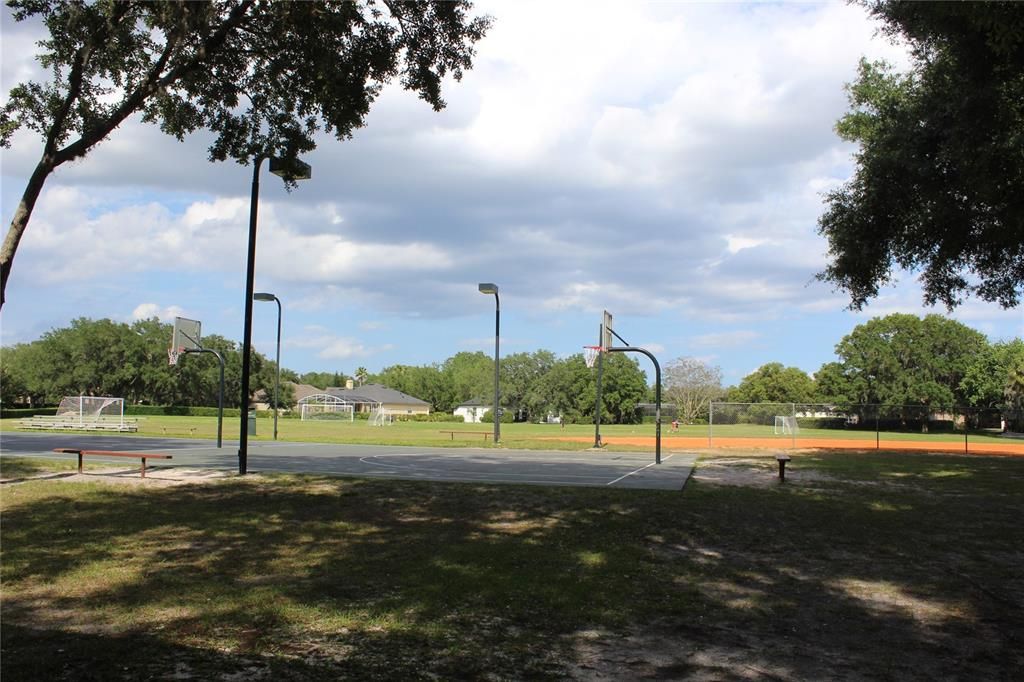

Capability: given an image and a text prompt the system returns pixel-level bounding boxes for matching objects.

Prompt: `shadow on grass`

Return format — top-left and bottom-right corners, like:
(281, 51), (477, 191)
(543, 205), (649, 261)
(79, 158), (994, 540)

(2, 454), (1023, 679)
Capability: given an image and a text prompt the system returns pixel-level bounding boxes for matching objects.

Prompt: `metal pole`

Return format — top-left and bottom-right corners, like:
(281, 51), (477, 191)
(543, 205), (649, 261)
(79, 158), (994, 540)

(964, 407), (969, 454)
(273, 295), (281, 441)
(791, 402), (796, 449)
(216, 350), (224, 448)
(238, 156), (264, 475)
(709, 402), (714, 447)
(607, 346), (662, 464)
(594, 324), (604, 448)
(492, 292), (500, 444)
(875, 407), (880, 450)
(184, 348), (225, 448)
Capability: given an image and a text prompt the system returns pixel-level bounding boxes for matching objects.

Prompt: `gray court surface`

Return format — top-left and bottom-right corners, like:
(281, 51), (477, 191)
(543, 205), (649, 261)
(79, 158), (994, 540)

(0, 432), (695, 491)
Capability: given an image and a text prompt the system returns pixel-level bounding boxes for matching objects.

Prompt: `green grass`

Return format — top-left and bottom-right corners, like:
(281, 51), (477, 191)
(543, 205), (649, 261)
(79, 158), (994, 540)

(3, 415), (1013, 451)
(2, 450), (1022, 679)
(0, 456), (107, 479)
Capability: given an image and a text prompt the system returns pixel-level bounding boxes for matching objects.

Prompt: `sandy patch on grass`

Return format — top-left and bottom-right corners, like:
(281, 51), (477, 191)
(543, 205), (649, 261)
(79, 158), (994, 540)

(2, 467), (243, 487)
(691, 457), (835, 488)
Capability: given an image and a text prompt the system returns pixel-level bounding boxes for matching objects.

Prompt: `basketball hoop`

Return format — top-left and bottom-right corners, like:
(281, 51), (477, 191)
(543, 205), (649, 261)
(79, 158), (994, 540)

(168, 347), (183, 366)
(583, 345), (603, 369)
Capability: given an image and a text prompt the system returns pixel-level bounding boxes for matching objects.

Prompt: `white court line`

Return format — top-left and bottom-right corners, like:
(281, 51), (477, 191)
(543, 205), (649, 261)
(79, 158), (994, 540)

(606, 453), (674, 486)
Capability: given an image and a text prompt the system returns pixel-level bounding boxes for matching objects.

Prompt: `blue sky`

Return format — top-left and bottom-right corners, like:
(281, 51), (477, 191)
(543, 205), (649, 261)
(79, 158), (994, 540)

(2, 1), (1021, 387)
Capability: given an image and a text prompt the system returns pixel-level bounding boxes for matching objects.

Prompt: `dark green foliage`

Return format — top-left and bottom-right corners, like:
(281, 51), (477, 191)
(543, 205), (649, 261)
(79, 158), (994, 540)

(818, 1), (1024, 309)
(1, 317), (281, 409)
(827, 313), (988, 406)
(400, 412), (465, 423)
(480, 408), (514, 424)
(728, 362), (815, 404)
(1, 0), (491, 306)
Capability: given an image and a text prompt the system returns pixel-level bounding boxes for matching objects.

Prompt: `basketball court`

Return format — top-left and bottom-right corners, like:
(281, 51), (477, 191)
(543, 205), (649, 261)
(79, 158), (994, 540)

(0, 433), (696, 491)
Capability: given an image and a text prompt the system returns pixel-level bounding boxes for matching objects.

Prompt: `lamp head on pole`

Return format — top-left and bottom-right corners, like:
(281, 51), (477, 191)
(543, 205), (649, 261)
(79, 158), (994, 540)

(253, 292), (276, 302)
(478, 283), (498, 295)
(268, 156), (312, 181)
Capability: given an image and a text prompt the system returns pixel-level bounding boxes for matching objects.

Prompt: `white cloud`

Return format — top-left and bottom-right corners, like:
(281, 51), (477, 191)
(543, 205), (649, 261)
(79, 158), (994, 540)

(131, 303), (185, 323)
(690, 331), (761, 349)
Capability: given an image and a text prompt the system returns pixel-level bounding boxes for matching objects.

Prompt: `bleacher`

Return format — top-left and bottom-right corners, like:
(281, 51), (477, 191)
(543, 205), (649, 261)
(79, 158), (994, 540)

(18, 415), (139, 432)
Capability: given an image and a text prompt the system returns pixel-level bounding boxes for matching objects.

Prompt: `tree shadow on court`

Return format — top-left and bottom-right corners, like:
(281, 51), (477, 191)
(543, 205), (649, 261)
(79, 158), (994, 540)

(2, 456), (1022, 679)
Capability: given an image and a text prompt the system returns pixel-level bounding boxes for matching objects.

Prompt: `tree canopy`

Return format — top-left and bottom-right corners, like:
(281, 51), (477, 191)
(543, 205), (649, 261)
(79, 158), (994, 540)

(1, 316), (280, 408)
(728, 362), (816, 404)
(828, 313), (988, 407)
(818, 1), (1024, 310)
(663, 357), (723, 424)
(0, 0), (491, 307)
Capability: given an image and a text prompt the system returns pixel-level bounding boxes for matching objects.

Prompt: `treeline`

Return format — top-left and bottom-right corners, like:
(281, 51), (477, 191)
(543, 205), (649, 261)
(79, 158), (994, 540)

(3, 314), (1021, 428)
(364, 350), (650, 424)
(666, 314), (1024, 427)
(1, 317), (286, 409)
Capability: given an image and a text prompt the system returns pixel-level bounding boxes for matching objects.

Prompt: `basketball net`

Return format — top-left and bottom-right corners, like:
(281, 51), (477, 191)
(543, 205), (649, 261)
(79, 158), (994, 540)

(583, 346), (603, 369)
(168, 347), (183, 366)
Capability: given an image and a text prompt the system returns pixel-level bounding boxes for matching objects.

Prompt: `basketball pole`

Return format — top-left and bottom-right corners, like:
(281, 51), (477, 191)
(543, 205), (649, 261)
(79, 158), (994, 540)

(604, 343), (662, 464)
(184, 348), (225, 448)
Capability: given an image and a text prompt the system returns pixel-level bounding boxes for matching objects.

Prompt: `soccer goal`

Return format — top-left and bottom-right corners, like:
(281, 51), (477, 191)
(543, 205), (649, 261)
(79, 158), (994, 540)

(370, 405), (393, 426)
(56, 396), (126, 427)
(774, 415), (799, 435)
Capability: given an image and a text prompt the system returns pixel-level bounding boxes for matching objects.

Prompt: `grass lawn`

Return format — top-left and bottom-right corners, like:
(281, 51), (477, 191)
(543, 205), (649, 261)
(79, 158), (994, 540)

(2, 450), (1022, 679)
(3, 415), (1014, 451)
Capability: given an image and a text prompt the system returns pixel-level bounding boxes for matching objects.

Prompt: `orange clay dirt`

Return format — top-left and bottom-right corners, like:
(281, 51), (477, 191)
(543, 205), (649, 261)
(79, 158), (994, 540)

(542, 435), (1024, 456)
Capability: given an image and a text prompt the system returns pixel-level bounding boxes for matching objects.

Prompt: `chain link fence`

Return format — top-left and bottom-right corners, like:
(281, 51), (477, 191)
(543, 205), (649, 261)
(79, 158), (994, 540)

(708, 402), (1023, 452)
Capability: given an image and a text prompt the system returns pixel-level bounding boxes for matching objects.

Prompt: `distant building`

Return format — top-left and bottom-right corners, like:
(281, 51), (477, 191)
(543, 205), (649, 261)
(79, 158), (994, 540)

(454, 398), (491, 423)
(325, 383), (431, 416)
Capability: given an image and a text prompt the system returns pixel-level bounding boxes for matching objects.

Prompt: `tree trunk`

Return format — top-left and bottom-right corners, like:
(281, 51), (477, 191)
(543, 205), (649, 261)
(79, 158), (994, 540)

(1, 159), (56, 310)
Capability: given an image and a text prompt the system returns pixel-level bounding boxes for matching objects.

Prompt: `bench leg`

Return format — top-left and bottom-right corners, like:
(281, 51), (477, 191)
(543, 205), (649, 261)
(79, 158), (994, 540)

(78, 451), (83, 474)
(778, 460), (787, 482)
(141, 457), (146, 478)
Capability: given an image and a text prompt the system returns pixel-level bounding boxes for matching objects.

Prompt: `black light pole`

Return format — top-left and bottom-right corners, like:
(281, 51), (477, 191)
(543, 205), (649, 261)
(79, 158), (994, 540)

(478, 283), (500, 444)
(254, 292), (282, 440)
(239, 156), (310, 475)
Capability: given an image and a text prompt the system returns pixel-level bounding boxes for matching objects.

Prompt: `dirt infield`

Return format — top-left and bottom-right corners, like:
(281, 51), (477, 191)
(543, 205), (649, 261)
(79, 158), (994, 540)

(545, 435), (1024, 456)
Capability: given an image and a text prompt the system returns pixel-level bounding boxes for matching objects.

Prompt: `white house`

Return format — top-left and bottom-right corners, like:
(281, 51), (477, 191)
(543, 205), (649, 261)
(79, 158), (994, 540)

(454, 398), (491, 423)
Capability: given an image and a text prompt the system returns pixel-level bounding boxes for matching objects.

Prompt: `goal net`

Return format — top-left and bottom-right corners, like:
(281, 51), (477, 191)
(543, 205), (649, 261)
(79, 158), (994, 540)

(773, 415), (799, 435)
(370, 405), (393, 426)
(300, 403), (354, 421)
(56, 396), (125, 426)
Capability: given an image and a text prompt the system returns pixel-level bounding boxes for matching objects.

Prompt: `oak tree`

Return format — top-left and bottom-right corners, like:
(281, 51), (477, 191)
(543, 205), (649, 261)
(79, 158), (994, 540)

(0, 0), (490, 308)
(818, 1), (1024, 310)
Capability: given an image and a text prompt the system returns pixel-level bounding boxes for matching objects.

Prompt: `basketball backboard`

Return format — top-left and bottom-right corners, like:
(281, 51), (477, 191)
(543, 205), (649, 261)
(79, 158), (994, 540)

(602, 310), (613, 349)
(172, 317), (202, 352)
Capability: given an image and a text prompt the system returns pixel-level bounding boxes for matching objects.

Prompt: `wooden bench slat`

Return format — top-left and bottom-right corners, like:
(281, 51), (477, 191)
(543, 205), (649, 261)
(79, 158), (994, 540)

(438, 430), (493, 441)
(53, 448), (171, 478)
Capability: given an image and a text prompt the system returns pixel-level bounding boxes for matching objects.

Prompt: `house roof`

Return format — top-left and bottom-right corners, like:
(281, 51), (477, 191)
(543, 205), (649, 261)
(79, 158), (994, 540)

(324, 383), (430, 406)
(255, 382), (321, 403)
(456, 398), (490, 408)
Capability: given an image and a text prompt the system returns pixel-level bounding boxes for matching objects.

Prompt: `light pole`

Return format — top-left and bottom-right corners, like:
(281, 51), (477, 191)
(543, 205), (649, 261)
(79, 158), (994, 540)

(478, 283), (500, 444)
(239, 155), (310, 475)
(254, 292), (282, 440)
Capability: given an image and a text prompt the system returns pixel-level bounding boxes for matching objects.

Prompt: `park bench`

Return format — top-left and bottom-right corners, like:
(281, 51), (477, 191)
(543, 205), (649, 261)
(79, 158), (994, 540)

(775, 454), (792, 482)
(53, 448), (172, 478)
(438, 430), (493, 442)
(20, 416), (139, 432)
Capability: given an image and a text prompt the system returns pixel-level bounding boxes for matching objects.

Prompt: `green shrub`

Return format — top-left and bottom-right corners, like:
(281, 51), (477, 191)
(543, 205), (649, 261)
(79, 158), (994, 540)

(1, 406), (56, 419)
(399, 412), (466, 423)
(125, 405), (243, 418)
(481, 409), (515, 424)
